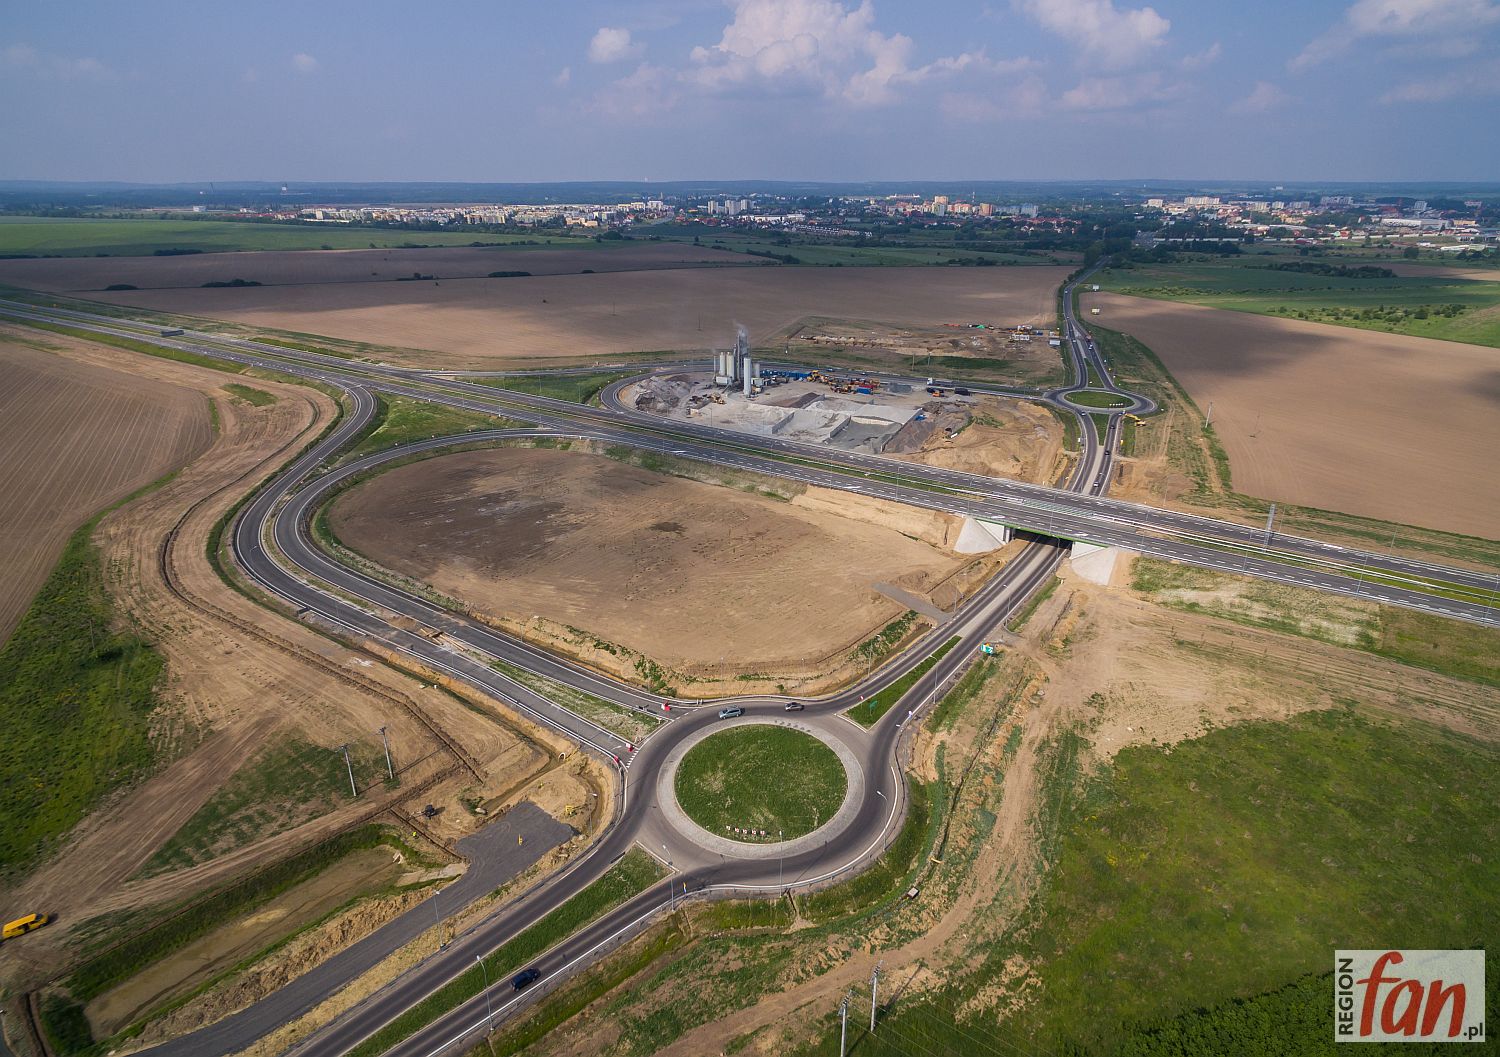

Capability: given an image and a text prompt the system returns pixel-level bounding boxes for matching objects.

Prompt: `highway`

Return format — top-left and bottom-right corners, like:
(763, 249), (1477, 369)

(1, 269), (1495, 1057)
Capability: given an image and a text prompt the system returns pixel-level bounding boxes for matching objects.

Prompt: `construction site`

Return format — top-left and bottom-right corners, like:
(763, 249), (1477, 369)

(626, 329), (1057, 461)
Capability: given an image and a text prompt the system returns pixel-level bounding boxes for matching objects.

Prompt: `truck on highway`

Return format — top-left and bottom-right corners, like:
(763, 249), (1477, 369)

(159, 327), (185, 337)
(3, 913), (49, 940)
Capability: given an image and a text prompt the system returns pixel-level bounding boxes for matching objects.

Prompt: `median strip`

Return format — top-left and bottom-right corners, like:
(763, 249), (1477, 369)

(845, 637), (960, 728)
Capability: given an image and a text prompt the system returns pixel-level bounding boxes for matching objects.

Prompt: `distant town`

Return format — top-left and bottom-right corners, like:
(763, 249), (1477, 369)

(153, 188), (1496, 255)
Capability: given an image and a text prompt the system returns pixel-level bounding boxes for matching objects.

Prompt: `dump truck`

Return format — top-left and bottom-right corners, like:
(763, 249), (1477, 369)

(3, 913), (50, 940)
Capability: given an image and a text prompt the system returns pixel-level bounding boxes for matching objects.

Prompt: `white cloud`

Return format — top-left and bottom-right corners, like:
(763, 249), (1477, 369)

(1381, 56), (1500, 100)
(1059, 71), (1177, 110)
(1231, 80), (1289, 113)
(589, 27), (642, 63)
(1181, 41), (1221, 70)
(592, 63), (676, 117)
(1015, 0), (1170, 69)
(553, 66), (572, 86)
(2, 42), (113, 80)
(292, 52), (319, 73)
(1292, 0), (1500, 69)
(683, 0), (1006, 106)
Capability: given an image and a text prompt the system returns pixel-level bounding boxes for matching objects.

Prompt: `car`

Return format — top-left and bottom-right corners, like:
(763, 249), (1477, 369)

(718, 707), (745, 719)
(783, 702), (805, 712)
(511, 967), (542, 991)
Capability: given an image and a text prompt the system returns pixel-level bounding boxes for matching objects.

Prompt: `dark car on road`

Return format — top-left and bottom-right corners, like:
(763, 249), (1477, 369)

(511, 967), (541, 991)
(783, 702), (805, 712)
(718, 706), (745, 719)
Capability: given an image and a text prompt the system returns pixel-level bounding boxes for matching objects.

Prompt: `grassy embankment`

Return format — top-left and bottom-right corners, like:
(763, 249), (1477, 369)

(1090, 319), (1500, 571)
(0, 216), (571, 256)
(42, 824), (437, 1055)
(478, 370), (638, 404)
(793, 708), (1500, 1057)
(845, 636), (960, 728)
(346, 848), (667, 1057)
(488, 657), (660, 744)
(1099, 253), (1500, 348)
(339, 393), (516, 461)
(1131, 556), (1500, 687)
(674, 727), (848, 840)
(138, 737), (385, 877)
(222, 382), (276, 406)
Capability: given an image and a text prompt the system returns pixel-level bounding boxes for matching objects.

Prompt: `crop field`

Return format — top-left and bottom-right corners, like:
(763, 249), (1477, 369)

(326, 447), (963, 682)
(0, 216), (584, 256)
(50, 258), (1069, 368)
(1078, 291), (1500, 539)
(674, 726), (847, 839)
(0, 329), (213, 645)
(1098, 253), (1500, 347)
(0, 241), (753, 293)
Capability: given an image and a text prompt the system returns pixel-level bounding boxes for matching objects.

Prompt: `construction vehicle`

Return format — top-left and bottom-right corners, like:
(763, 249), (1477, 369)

(3, 913), (50, 940)
(979, 643), (1000, 656)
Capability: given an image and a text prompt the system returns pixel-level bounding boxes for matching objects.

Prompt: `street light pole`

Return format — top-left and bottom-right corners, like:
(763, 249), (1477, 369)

(335, 744), (356, 797)
(476, 955), (494, 1029)
(378, 726), (394, 781)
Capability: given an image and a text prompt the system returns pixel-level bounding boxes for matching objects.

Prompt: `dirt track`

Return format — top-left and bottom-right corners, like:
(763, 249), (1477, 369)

(76, 264), (1069, 367)
(0, 327), (212, 645)
(1080, 291), (1500, 538)
(327, 447), (965, 678)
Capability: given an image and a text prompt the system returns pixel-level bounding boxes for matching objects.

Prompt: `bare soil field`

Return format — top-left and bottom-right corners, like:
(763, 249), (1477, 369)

(326, 447), (966, 680)
(0, 328), (213, 645)
(78, 263), (1069, 368)
(0, 242), (753, 293)
(893, 396), (1066, 485)
(1079, 291), (1500, 538)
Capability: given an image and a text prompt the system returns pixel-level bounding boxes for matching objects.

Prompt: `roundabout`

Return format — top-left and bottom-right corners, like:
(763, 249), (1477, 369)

(656, 719), (866, 860)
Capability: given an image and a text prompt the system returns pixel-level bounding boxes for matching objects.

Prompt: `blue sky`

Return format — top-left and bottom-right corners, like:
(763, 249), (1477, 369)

(3, 0), (1497, 183)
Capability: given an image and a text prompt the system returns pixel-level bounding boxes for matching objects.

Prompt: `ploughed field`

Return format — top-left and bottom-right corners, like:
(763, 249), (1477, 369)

(24, 252), (1069, 368)
(0, 242), (753, 292)
(1079, 291), (1500, 540)
(0, 327), (213, 644)
(326, 447), (964, 675)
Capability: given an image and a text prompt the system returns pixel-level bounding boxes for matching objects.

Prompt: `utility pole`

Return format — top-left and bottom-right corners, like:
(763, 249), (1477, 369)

(839, 994), (850, 1057)
(1205, 400), (1214, 427)
(1265, 502), (1277, 545)
(335, 744), (356, 797)
(378, 726), (394, 781)
(870, 962), (882, 1033)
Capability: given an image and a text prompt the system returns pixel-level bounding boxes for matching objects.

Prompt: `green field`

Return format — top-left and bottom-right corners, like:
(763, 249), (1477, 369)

(674, 726), (847, 840)
(0, 521), (166, 874)
(796, 708), (1500, 1056)
(0, 216), (570, 257)
(1099, 253), (1500, 347)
